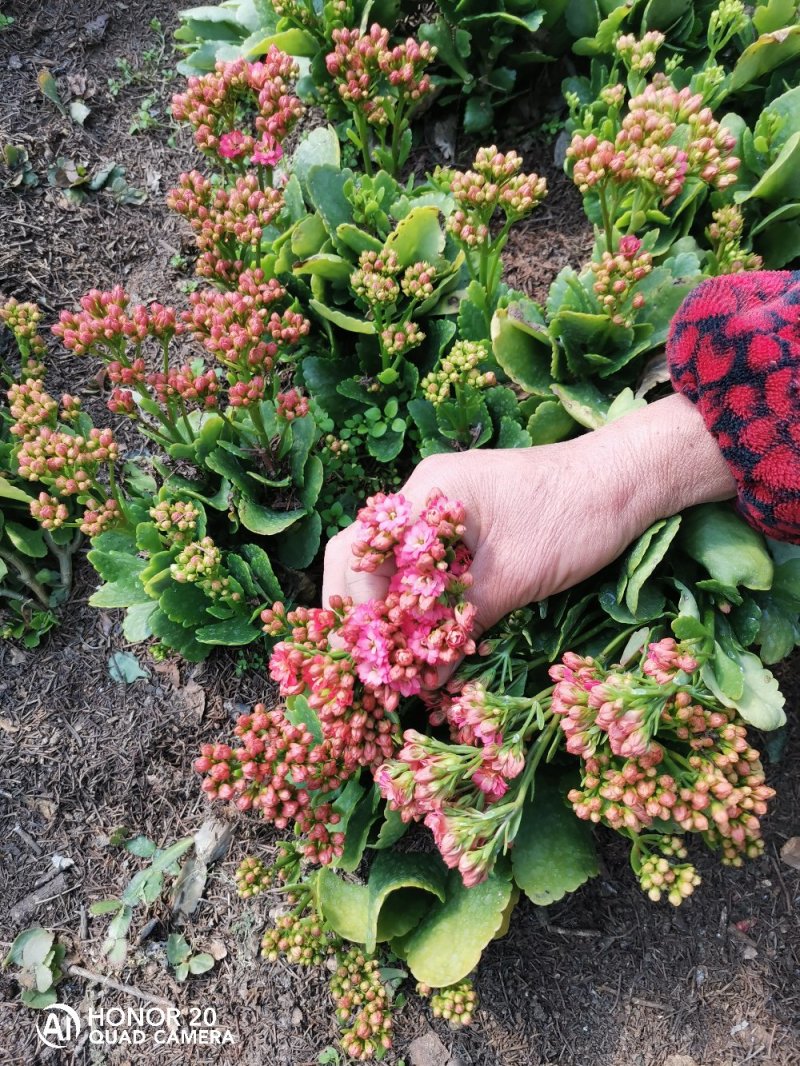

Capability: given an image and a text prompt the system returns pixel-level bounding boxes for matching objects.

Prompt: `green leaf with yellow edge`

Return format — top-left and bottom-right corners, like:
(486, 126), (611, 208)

(403, 867), (513, 987)
(314, 867), (369, 943)
(364, 851), (448, 952)
(512, 775), (598, 905)
(491, 305), (555, 397)
(729, 24), (800, 92)
(383, 206), (444, 268)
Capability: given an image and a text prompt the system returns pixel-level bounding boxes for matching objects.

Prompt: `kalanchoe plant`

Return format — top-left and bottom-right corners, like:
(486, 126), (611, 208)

(324, 24), (436, 176)
(1, 301), (85, 644)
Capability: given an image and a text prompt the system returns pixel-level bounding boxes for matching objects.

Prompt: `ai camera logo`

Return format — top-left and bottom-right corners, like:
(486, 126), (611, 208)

(36, 1004), (81, 1049)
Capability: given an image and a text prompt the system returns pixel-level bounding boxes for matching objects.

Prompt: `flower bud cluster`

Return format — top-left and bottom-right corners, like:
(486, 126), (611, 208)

(235, 855), (271, 899)
(53, 288), (183, 357)
(637, 837), (701, 906)
(150, 498), (201, 544)
(325, 24), (435, 125)
(590, 234), (653, 325)
(149, 364), (219, 409)
(0, 298), (47, 369)
(445, 147), (547, 246)
(194, 703), (348, 865)
(550, 640), (776, 886)
(276, 388), (309, 421)
(167, 173), (285, 255)
(171, 51), (303, 165)
(17, 426), (118, 496)
(30, 492), (69, 531)
(7, 380), (58, 440)
(262, 911), (339, 964)
(417, 979), (477, 1027)
(171, 536), (242, 605)
(80, 497), (121, 537)
(706, 205), (763, 274)
(421, 340), (496, 406)
(381, 320), (424, 357)
(567, 80), (739, 210)
(185, 270), (309, 380)
(330, 946), (394, 1061)
(615, 31), (665, 73)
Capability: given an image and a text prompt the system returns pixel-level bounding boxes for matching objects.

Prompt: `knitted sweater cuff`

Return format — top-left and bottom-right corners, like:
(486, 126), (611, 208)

(666, 271), (800, 543)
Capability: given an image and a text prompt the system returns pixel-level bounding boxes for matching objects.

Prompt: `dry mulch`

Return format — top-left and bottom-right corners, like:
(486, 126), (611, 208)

(1, 3), (799, 1065)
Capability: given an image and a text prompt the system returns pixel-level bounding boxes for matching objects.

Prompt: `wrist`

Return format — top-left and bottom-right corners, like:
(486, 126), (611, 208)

(593, 393), (736, 535)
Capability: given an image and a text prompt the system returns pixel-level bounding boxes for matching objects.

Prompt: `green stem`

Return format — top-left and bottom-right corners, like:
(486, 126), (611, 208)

(0, 546), (50, 607)
(598, 183), (615, 253)
(354, 110), (374, 177)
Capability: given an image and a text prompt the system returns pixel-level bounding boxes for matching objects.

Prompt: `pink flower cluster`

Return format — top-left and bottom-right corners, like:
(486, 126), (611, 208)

(29, 492), (69, 531)
(171, 51), (303, 165)
(616, 31), (665, 73)
(53, 288), (183, 358)
(550, 640), (776, 870)
(567, 77), (738, 209)
(16, 426), (118, 494)
(194, 702), (347, 865)
(590, 234), (653, 325)
(184, 269), (310, 381)
(150, 498), (200, 544)
(80, 497), (121, 537)
(7, 379), (58, 440)
(330, 946), (395, 1061)
(149, 363), (220, 410)
(325, 24), (435, 126)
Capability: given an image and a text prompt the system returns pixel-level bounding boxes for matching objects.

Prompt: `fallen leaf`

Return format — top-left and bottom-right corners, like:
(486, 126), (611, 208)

(0, 716), (20, 734)
(37, 70), (67, 116)
(179, 680), (206, 717)
(194, 817), (233, 864)
(153, 659), (180, 688)
(83, 13), (109, 41)
(780, 836), (800, 870)
(69, 100), (91, 126)
(170, 855), (207, 918)
(408, 1031), (453, 1066)
(207, 939), (227, 961)
(108, 651), (150, 684)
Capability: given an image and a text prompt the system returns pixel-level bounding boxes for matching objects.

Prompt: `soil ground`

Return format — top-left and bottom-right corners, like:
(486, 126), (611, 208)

(0, 3), (798, 1066)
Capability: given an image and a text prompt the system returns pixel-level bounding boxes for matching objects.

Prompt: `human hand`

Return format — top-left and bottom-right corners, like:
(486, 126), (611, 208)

(322, 392), (735, 645)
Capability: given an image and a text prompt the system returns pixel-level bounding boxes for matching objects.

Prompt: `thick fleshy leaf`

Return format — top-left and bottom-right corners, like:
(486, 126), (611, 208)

(122, 602), (157, 643)
(512, 775), (598, 905)
(527, 400), (576, 444)
(195, 616), (260, 646)
(403, 868), (513, 987)
(491, 305), (555, 396)
(383, 206), (444, 267)
(337, 784), (381, 873)
(291, 126), (340, 195)
(238, 497), (305, 535)
(240, 543), (284, 600)
(371, 805), (409, 850)
(314, 867), (369, 943)
(681, 505), (773, 591)
(729, 25), (800, 92)
(4, 521), (47, 558)
(309, 298), (376, 334)
(364, 852), (448, 952)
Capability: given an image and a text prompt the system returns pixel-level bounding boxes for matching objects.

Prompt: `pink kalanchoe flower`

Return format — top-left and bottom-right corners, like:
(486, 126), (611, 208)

(251, 134), (284, 167)
(219, 130), (249, 159)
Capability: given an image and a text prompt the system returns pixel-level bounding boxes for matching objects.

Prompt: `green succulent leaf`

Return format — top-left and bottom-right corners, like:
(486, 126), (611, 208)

(681, 505), (773, 591)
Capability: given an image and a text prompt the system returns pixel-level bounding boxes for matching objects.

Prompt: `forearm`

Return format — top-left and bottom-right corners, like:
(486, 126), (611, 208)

(591, 393), (736, 536)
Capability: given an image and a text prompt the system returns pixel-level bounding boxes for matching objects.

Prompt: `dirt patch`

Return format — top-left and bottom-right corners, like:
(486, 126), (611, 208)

(1, 4), (799, 1066)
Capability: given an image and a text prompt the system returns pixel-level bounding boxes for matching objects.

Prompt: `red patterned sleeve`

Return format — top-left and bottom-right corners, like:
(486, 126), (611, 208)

(666, 270), (800, 543)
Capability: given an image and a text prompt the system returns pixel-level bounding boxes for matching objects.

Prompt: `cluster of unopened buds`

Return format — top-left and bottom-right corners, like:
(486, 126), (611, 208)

(568, 78), (738, 209)
(381, 320), (424, 357)
(16, 426), (118, 497)
(330, 946), (394, 1061)
(185, 270), (310, 379)
(167, 172), (285, 260)
(7, 380), (58, 440)
(30, 492), (69, 531)
(261, 911), (339, 964)
(235, 856), (271, 899)
(549, 637), (776, 886)
(53, 288), (182, 358)
(0, 298), (47, 370)
(80, 497), (121, 537)
(637, 836), (701, 906)
(171, 51), (303, 164)
(351, 250), (401, 306)
(445, 147), (548, 243)
(615, 31), (665, 73)
(276, 388), (309, 421)
(706, 205), (763, 274)
(149, 363), (219, 410)
(150, 498), (200, 544)
(171, 537), (242, 605)
(417, 979), (477, 1028)
(195, 702), (348, 865)
(325, 24), (435, 125)
(421, 340), (497, 406)
(590, 234), (653, 324)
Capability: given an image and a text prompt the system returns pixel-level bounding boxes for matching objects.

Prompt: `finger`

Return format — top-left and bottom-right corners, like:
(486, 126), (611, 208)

(344, 558), (394, 606)
(321, 528), (357, 608)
